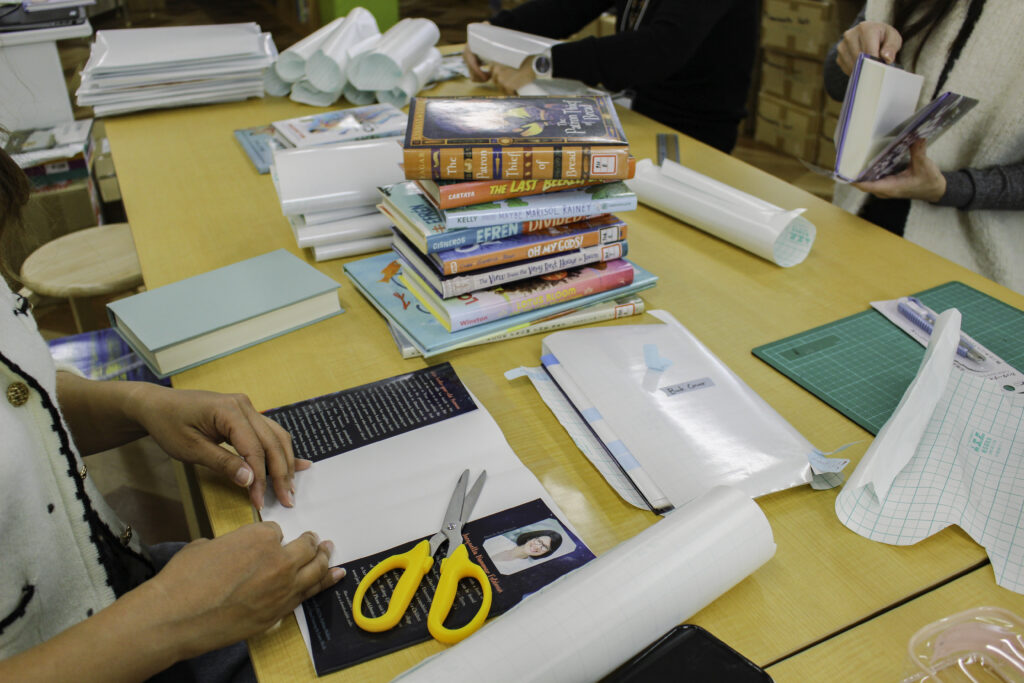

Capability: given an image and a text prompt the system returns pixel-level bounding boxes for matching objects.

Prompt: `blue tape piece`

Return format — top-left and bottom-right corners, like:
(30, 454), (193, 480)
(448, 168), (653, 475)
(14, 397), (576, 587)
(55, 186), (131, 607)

(581, 407), (602, 423)
(541, 353), (560, 367)
(643, 344), (672, 372)
(606, 440), (641, 470)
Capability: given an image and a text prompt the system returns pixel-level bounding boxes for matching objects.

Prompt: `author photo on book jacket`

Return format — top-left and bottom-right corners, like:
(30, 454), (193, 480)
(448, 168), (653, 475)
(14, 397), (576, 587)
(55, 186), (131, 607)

(0, 144), (342, 681)
(463, 0), (759, 154)
(483, 522), (569, 574)
(825, 0), (1024, 295)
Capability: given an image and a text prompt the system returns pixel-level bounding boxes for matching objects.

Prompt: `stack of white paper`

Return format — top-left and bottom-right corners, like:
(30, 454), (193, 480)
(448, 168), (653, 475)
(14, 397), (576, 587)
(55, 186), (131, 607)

(270, 138), (404, 261)
(76, 23), (276, 116)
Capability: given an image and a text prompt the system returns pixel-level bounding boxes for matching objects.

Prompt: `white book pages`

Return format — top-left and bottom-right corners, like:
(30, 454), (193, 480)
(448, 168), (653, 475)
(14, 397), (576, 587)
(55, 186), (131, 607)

(274, 16), (347, 82)
(394, 486), (776, 683)
(311, 235), (392, 261)
(288, 79), (341, 107)
(347, 17), (439, 91)
(305, 7), (380, 92)
(626, 159), (816, 267)
(290, 211), (391, 248)
(84, 23), (268, 74)
(466, 22), (561, 69)
(271, 138), (404, 215)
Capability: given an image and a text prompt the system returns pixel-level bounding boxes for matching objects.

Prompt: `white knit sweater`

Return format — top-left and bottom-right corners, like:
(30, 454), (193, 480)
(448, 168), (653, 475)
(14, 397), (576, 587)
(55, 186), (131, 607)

(834, 0), (1024, 294)
(0, 279), (150, 661)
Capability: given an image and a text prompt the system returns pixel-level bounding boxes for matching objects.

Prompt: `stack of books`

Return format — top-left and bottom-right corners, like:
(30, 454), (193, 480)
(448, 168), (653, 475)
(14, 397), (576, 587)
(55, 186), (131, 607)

(267, 105), (408, 262)
(75, 23), (276, 117)
(344, 95), (658, 358)
(3, 118), (93, 190)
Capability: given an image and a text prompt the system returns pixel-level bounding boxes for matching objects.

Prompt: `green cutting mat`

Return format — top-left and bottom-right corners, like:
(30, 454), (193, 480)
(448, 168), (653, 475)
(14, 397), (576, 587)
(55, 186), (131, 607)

(753, 281), (1024, 435)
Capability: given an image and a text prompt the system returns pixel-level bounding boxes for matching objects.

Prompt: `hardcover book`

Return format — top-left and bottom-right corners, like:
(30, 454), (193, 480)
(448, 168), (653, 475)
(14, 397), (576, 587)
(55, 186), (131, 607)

(233, 123), (290, 175)
(417, 158), (636, 210)
(378, 180), (584, 254)
(271, 103), (407, 148)
(403, 95), (631, 181)
(442, 180), (636, 229)
(402, 257), (636, 331)
(393, 229), (628, 298)
(834, 54), (978, 182)
(413, 214), (628, 276)
(106, 249), (342, 377)
(343, 253), (657, 357)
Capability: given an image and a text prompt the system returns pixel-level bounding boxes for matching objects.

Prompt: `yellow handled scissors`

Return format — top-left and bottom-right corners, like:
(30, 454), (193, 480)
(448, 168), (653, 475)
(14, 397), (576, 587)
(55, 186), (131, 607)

(353, 469), (492, 645)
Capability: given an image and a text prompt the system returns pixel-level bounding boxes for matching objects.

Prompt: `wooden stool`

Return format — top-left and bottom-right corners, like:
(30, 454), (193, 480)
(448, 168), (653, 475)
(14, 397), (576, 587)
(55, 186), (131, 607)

(19, 223), (143, 333)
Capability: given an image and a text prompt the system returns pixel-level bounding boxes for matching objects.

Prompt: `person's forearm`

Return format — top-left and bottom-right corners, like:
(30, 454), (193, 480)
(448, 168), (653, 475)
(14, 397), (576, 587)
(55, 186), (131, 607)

(937, 164), (1024, 210)
(56, 372), (159, 455)
(0, 582), (184, 683)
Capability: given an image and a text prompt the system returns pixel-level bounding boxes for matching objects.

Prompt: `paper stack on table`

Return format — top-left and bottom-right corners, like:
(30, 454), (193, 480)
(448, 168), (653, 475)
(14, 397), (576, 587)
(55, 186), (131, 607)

(75, 23), (276, 116)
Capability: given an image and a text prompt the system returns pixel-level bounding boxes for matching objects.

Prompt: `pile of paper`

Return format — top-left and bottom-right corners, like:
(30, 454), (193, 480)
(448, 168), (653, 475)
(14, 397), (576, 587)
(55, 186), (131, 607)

(76, 23), (276, 117)
(270, 138), (404, 261)
(265, 9), (442, 109)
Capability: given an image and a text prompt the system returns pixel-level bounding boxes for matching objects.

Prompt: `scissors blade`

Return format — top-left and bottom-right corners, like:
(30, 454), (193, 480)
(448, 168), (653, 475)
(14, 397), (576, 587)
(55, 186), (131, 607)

(460, 470), (487, 525)
(437, 469), (470, 552)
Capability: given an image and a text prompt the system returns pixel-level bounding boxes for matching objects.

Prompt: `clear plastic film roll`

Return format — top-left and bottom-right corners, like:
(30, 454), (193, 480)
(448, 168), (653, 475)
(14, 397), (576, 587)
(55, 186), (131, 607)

(347, 17), (440, 91)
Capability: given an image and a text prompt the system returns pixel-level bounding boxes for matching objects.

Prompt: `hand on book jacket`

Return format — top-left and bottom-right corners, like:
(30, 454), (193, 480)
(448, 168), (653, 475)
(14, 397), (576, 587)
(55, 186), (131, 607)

(463, 43), (491, 82)
(491, 56), (539, 95)
(853, 139), (947, 203)
(837, 21), (903, 75)
(142, 524), (343, 659)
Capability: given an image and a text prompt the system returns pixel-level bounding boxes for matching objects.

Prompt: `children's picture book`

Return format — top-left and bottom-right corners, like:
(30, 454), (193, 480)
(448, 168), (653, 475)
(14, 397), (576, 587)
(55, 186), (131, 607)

(378, 180), (585, 254)
(416, 214), (628, 276)
(403, 95), (631, 181)
(834, 54), (978, 182)
(393, 229), (627, 299)
(402, 257), (636, 331)
(259, 363), (595, 675)
(343, 253), (657, 357)
(442, 180), (636, 229)
(386, 294), (647, 358)
(271, 103), (407, 148)
(417, 162), (636, 210)
(233, 124), (290, 174)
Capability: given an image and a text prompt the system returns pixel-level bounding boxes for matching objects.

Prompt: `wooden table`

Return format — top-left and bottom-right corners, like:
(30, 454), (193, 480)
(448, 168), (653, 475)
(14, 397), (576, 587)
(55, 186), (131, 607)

(104, 78), (1024, 682)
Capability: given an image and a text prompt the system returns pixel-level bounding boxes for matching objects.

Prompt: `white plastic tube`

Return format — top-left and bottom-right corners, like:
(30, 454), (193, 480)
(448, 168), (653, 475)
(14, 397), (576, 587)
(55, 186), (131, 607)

(305, 7), (380, 92)
(274, 16), (347, 82)
(375, 47), (441, 109)
(288, 78), (342, 107)
(346, 18), (440, 91)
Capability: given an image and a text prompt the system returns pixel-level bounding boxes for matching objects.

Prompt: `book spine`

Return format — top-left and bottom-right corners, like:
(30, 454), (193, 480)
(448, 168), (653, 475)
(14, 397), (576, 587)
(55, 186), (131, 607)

(449, 261), (635, 330)
(422, 215), (590, 254)
(439, 224), (627, 275)
(439, 241), (628, 298)
(434, 156), (637, 209)
(403, 146), (632, 181)
(444, 195), (636, 229)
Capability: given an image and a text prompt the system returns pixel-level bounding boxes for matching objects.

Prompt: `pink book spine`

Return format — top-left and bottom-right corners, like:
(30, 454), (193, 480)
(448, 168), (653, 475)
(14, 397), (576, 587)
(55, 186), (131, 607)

(448, 259), (635, 330)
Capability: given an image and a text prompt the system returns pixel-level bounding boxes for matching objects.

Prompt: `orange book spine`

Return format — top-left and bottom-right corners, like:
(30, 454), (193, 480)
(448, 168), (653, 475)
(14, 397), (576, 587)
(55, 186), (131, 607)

(403, 146), (632, 181)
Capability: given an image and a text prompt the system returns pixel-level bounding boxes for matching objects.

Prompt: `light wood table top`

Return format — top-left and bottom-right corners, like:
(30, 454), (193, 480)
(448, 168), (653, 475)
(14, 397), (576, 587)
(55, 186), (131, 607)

(104, 78), (1024, 682)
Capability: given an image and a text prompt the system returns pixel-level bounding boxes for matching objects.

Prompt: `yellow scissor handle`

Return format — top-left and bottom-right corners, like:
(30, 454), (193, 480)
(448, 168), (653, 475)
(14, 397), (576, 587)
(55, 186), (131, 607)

(353, 539), (434, 632)
(426, 544), (493, 645)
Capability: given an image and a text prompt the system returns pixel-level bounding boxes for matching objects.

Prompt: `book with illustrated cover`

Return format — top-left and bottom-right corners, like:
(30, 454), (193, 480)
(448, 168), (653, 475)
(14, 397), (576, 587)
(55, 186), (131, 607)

(834, 54), (978, 182)
(442, 180), (636, 229)
(386, 294), (647, 358)
(48, 327), (171, 385)
(272, 103), (407, 148)
(393, 229), (628, 298)
(402, 257), (636, 331)
(417, 160), (636, 209)
(233, 124), (290, 174)
(413, 214), (628, 276)
(343, 253), (657, 357)
(378, 180), (585, 254)
(403, 95), (631, 181)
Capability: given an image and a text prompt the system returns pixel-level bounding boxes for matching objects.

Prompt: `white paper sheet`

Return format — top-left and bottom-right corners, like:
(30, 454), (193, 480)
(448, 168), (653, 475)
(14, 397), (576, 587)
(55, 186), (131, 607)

(836, 309), (1024, 593)
(305, 7), (380, 92)
(394, 485), (776, 683)
(346, 17), (439, 91)
(311, 236), (392, 261)
(84, 23), (269, 73)
(625, 158), (816, 267)
(299, 204), (378, 226)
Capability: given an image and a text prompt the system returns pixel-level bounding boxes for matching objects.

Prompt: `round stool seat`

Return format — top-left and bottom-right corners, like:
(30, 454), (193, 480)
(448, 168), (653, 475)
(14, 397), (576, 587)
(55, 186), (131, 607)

(20, 223), (143, 299)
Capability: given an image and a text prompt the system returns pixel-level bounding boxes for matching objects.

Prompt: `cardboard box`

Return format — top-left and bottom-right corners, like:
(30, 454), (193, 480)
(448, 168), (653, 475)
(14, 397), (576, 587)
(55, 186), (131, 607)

(760, 50), (825, 109)
(755, 91), (821, 160)
(761, 0), (839, 60)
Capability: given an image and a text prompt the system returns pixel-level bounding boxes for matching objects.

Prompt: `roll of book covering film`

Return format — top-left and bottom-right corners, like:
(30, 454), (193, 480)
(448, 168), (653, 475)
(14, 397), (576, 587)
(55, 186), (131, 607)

(626, 158), (816, 267)
(394, 486), (776, 683)
(347, 17), (440, 92)
(305, 7), (381, 93)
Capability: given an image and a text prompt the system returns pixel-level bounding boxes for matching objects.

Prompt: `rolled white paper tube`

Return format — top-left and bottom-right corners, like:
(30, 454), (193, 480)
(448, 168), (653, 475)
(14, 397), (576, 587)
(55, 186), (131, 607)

(305, 7), (380, 93)
(289, 79), (341, 107)
(263, 64), (291, 96)
(394, 486), (776, 683)
(275, 16), (347, 82)
(347, 18), (440, 92)
(342, 82), (377, 105)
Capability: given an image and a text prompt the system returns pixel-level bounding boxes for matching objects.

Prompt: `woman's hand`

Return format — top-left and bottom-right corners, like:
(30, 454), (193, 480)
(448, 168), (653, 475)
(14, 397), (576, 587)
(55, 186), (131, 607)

(836, 21), (903, 74)
(143, 522), (343, 659)
(463, 44), (491, 82)
(491, 56), (537, 95)
(126, 383), (308, 510)
(853, 139), (947, 203)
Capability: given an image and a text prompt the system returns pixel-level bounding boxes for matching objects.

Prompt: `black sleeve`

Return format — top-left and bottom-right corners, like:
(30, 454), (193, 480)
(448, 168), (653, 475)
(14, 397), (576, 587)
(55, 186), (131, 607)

(824, 6), (866, 101)
(490, 0), (614, 41)
(936, 164), (1024, 210)
(492, 1), (743, 92)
